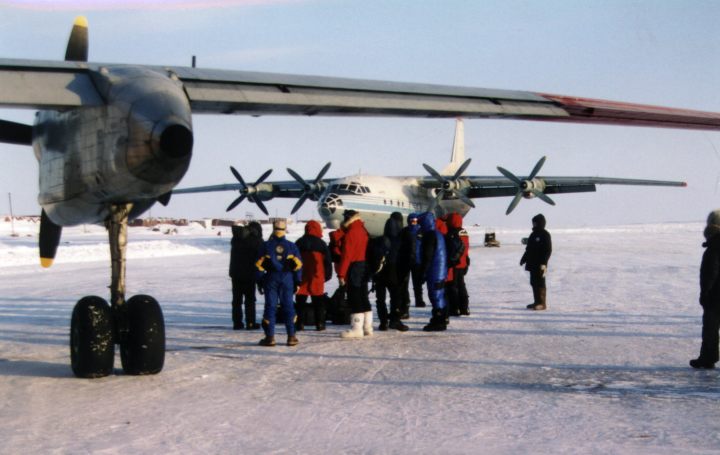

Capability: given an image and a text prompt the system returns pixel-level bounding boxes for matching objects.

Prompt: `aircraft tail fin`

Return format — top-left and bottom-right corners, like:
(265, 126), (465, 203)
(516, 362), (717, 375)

(440, 118), (465, 175)
(65, 16), (88, 62)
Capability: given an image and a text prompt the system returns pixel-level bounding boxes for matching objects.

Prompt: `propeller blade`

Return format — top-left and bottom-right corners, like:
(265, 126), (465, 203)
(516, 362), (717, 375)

(423, 163), (446, 183)
(229, 166), (246, 188)
(453, 190), (476, 208)
(291, 194), (310, 215)
(254, 198), (269, 216)
(533, 190), (556, 206)
(506, 192), (524, 215)
(453, 158), (472, 180)
(528, 156), (547, 180)
(314, 162), (332, 183)
(286, 167), (306, 187)
(497, 166), (523, 186)
(226, 195), (246, 212)
(255, 168), (273, 185)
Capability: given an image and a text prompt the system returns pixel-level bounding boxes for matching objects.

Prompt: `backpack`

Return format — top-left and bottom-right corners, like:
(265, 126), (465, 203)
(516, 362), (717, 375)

(445, 230), (466, 267)
(365, 236), (389, 278)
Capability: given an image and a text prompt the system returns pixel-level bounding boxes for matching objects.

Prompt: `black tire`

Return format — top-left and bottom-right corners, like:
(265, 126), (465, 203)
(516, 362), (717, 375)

(120, 295), (165, 375)
(70, 296), (115, 378)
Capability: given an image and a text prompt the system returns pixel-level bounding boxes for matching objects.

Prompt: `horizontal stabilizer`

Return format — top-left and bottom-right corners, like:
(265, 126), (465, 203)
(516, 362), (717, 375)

(0, 119), (32, 145)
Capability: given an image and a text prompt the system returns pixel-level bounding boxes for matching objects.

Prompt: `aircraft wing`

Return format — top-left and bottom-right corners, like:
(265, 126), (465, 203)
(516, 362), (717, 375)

(2, 59), (720, 130)
(172, 179), (312, 199)
(458, 175), (686, 199)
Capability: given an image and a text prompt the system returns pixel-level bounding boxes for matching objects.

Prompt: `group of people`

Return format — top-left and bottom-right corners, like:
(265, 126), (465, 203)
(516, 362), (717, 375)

(228, 209), (476, 347)
(230, 207), (720, 370)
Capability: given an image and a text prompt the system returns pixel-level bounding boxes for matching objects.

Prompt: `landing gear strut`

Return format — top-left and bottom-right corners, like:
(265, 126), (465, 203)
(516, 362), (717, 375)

(70, 203), (165, 378)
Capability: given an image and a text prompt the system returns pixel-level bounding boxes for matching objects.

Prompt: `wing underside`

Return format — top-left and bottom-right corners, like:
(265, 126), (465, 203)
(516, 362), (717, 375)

(1, 59), (720, 130)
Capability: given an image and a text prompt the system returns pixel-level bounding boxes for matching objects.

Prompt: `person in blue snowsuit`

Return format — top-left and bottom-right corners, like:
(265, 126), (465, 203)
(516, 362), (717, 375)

(417, 212), (449, 331)
(255, 219), (303, 347)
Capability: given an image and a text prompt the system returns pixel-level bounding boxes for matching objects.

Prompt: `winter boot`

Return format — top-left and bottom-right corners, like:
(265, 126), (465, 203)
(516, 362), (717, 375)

(533, 288), (547, 311)
(294, 303), (305, 331)
(389, 319), (409, 332)
(341, 313), (365, 339)
(389, 310), (409, 332)
(286, 335), (299, 347)
(526, 287), (540, 309)
(378, 319), (389, 331)
(258, 336), (276, 347)
(363, 311), (374, 337)
(423, 308), (448, 332)
(690, 358), (716, 369)
(315, 298), (327, 331)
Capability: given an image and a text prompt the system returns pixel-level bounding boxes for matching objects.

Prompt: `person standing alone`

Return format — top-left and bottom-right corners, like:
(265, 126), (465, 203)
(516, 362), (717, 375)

(520, 214), (552, 311)
(691, 210), (720, 369)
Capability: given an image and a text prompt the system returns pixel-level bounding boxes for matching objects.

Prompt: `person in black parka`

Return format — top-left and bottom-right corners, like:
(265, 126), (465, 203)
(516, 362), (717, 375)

(374, 212), (409, 332)
(691, 210), (720, 369)
(229, 221), (263, 330)
(520, 214), (552, 311)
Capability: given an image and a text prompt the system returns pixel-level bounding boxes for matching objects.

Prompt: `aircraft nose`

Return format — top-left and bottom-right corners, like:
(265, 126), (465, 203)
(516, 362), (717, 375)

(159, 123), (193, 159)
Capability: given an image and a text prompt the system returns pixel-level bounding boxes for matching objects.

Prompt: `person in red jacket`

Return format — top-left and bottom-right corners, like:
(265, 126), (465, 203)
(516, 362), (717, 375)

(446, 212), (470, 316)
(295, 220), (332, 331)
(337, 210), (373, 338)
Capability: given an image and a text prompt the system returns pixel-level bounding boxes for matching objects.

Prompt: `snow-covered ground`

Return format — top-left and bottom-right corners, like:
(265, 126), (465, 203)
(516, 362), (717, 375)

(1, 219), (719, 454)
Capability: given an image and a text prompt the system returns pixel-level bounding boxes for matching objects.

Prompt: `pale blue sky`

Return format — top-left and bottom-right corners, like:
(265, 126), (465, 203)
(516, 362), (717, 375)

(1, 0), (719, 228)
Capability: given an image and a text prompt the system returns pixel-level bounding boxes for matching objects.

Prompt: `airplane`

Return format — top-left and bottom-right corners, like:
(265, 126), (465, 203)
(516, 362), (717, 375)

(172, 119), (686, 236)
(0, 17), (718, 378)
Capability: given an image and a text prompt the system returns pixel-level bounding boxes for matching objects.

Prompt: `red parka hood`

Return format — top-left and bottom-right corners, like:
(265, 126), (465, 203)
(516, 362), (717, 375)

(305, 220), (323, 238)
(447, 212), (463, 229)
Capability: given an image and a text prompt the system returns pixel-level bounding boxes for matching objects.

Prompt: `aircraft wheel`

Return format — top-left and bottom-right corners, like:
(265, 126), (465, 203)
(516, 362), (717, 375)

(120, 295), (165, 375)
(70, 296), (115, 378)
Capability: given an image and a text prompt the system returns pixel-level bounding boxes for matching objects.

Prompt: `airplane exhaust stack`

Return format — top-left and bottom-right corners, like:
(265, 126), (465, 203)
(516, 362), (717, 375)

(160, 124), (193, 159)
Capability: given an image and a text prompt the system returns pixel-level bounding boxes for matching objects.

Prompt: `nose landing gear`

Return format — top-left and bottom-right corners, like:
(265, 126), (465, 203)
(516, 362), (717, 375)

(69, 203), (166, 378)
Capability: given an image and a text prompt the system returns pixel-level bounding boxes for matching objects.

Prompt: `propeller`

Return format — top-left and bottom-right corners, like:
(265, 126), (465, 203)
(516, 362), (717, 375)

(497, 156), (556, 215)
(226, 166), (273, 215)
(422, 158), (475, 212)
(286, 162), (332, 215)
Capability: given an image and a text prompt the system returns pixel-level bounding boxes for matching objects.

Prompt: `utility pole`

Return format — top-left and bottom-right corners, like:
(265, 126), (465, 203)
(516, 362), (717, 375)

(8, 192), (17, 237)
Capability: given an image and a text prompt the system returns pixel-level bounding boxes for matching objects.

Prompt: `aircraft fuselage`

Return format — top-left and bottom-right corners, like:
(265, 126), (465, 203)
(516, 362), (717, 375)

(33, 66), (194, 226)
(317, 174), (470, 235)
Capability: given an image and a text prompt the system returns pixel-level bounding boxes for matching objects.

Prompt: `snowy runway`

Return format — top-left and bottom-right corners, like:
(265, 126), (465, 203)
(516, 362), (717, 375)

(1, 221), (719, 453)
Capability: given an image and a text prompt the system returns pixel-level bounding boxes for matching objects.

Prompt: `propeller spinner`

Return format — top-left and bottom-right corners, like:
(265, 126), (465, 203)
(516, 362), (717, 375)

(422, 158), (475, 212)
(226, 166), (273, 215)
(287, 162), (332, 215)
(497, 156), (556, 215)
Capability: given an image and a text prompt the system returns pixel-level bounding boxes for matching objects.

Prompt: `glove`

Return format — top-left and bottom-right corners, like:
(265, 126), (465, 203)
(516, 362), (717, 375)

(338, 277), (346, 288)
(519, 258), (526, 266)
(369, 281), (376, 294)
(540, 265), (547, 278)
(257, 283), (264, 295)
(261, 257), (272, 271)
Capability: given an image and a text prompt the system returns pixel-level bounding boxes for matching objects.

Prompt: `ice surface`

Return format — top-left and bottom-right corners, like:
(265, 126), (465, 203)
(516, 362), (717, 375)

(1, 220), (719, 454)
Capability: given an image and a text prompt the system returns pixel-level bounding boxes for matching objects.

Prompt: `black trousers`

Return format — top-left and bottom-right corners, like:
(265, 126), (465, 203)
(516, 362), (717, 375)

(700, 303), (720, 363)
(231, 278), (257, 326)
(411, 266), (425, 305)
(375, 276), (402, 323)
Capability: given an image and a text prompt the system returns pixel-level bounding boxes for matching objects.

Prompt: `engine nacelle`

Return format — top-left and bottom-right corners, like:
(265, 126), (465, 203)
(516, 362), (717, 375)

(521, 178), (546, 199)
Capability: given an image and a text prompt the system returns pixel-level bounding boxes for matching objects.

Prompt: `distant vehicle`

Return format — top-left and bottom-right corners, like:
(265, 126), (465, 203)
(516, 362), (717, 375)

(484, 230), (500, 248)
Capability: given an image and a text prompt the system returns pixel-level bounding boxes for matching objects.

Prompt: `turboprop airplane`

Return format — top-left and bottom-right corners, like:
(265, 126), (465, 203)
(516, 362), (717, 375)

(0, 17), (718, 378)
(173, 119), (686, 236)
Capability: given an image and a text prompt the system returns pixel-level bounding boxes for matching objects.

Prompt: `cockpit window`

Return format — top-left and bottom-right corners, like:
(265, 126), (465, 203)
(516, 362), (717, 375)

(328, 182), (366, 195)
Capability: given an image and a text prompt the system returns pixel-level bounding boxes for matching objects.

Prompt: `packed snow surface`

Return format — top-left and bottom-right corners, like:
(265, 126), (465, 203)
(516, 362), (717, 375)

(1, 220), (719, 454)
